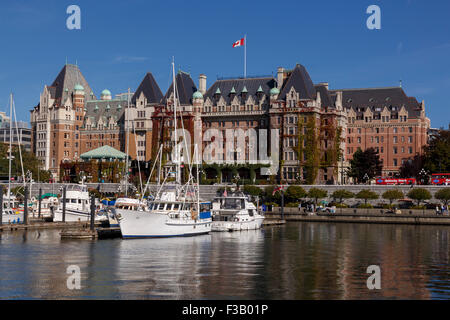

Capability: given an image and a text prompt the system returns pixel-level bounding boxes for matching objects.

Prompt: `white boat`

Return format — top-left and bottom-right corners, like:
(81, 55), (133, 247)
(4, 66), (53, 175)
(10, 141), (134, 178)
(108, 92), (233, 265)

(53, 184), (107, 222)
(117, 58), (212, 238)
(2, 194), (23, 224)
(211, 191), (264, 232)
(31, 196), (58, 219)
(116, 190), (212, 238)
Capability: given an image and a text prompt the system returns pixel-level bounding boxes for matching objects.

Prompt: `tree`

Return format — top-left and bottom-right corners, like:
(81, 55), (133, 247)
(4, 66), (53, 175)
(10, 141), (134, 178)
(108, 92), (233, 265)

(243, 185), (263, 197)
(0, 143), (52, 182)
(285, 186), (307, 203)
(331, 190), (354, 204)
(399, 154), (424, 179)
(423, 130), (450, 174)
(407, 188), (432, 206)
(434, 188), (450, 206)
(307, 188), (327, 208)
(382, 189), (404, 207)
(347, 148), (382, 183)
(356, 189), (379, 205)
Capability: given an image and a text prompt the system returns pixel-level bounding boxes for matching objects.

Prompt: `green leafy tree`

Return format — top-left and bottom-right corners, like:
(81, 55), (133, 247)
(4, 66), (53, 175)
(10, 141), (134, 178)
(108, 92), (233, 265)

(347, 148), (382, 183)
(307, 188), (328, 207)
(285, 186), (307, 203)
(356, 189), (379, 205)
(382, 189), (404, 207)
(331, 190), (354, 204)
(243, 185), (263, 197)
(434, 188), (450, 206)
(399, 154), (424, 179)
(407, 188), (432, 206)
(423, 130), (450, 173)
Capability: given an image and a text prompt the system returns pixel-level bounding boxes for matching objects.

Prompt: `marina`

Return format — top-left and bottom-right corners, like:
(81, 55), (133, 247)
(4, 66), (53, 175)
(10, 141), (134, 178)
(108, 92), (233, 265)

(1, 222), (450, 299)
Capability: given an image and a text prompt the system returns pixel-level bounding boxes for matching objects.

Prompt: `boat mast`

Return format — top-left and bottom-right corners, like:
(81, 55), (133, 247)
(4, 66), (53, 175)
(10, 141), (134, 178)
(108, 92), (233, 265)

(125, 88), (130, 196)
(172, 58), (181, 187)
(7, 93), (12, 208)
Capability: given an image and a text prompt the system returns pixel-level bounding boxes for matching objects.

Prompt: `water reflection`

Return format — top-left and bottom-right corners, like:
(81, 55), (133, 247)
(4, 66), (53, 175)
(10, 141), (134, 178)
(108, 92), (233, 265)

(0, 223), (449, 299)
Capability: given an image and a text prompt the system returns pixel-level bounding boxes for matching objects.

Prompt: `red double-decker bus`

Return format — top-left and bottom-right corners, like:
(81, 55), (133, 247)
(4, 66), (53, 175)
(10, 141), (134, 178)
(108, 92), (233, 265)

(430, 173), (450, 185)
(376, 177), (416, 185)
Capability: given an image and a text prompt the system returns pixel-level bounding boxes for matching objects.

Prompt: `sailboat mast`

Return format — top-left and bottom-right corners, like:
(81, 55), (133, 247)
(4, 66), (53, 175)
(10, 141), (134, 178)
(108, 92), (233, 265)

(172, 59), (180, 186)
(7, 93), (13, 207)
(125, 88), (130, 196)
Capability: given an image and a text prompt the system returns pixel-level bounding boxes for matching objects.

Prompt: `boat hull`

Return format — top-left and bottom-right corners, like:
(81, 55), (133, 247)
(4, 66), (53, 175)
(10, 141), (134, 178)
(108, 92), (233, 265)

(212, 216), (264, 232)
(118, 209), (212, 238)
(53, 209), (107, 222)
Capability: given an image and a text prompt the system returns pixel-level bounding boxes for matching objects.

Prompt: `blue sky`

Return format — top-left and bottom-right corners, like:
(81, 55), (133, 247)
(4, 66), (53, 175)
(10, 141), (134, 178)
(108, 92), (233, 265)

(0, 0), (449, 128)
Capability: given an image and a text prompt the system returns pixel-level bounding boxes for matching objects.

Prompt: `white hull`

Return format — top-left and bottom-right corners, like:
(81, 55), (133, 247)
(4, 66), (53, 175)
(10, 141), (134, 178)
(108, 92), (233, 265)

(53, 209), (107, 222)
(118, 209), (212, 238)
(1, 213), (24, 224)
(212, 216), (264, 232)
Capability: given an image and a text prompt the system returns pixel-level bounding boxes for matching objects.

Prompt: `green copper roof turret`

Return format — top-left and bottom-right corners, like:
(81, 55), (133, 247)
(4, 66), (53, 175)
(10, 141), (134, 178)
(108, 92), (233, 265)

(241, 86), (248, 93)
(230, 86), (236, 94)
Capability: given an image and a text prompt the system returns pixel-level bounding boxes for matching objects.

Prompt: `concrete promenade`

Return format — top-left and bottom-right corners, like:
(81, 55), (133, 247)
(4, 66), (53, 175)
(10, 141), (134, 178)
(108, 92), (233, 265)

(2, 182), (447, 201)
(266, 207), (450, 226)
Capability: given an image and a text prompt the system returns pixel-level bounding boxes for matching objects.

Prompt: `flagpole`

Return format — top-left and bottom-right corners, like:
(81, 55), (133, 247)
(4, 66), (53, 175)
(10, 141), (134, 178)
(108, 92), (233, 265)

(244, 34), (247, 78)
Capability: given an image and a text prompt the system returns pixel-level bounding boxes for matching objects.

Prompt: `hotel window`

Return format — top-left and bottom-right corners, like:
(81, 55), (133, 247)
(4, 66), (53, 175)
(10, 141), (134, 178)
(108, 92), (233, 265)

(393, 147), (398, 154)
(409, 147), (413, 154)
(357, 137), (361, 143)
(401, 147), (405, 153)
(393, 136), (397, 143)
(381, 147), (384, 153)
(409, 127), (413, 133)
(393, 159), (398, 166)
(401, 136), (405, 142)
(375, 136), (379, 143)
(408, 136), (413, 143)
(357, 128), (361, 134)
(381, 136), (384, 142)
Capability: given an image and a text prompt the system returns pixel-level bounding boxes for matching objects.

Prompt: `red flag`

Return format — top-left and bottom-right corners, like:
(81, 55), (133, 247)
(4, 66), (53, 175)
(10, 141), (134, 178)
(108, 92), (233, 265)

(232, 38), (245, 48)
(272, 186), (283, 196)
(223, 189), (227, 197)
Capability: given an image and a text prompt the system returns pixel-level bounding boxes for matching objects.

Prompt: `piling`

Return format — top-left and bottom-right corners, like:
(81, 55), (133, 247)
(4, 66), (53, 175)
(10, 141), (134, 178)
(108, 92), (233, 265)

(90, 195), (95, 231)
(38, 188), (42, 218)
(62, 186), (66, 223)
(0, 185), (3, 226)
(24, 186), (28, 225)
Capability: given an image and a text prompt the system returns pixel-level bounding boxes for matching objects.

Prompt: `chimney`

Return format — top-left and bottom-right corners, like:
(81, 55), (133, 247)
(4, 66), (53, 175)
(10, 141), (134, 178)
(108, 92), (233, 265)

(317, 82), (329, 90)
(199, 74), (207, 95)
(336, 91), (343, 110)
(277, 67), (284, 90)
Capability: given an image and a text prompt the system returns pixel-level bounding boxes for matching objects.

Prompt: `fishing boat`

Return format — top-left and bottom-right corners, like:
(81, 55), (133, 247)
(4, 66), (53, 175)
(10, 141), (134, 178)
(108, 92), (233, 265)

(31, 194), (58, 219)
(211, 191), (264, 232)
(53, 184), (107, 222)
(117, 58), (212, 238)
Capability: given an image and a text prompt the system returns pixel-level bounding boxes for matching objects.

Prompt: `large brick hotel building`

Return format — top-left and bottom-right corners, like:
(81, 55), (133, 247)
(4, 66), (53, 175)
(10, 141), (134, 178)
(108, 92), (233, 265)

(30, 63), (430, 183)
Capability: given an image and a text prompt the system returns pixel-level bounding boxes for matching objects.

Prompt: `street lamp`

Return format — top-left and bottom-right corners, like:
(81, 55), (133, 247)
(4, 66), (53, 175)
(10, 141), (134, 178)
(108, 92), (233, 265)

(419, 168), (429, 185)
(363, 173), (369, 185)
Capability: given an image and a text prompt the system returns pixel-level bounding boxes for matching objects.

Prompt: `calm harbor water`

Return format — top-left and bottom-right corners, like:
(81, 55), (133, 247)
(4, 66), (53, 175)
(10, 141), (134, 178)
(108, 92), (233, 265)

(0, 222), (450, 299)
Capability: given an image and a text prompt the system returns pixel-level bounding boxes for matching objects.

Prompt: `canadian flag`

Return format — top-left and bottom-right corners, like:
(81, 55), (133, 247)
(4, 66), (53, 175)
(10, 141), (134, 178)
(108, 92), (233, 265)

(272, 186), (283, 196)
(232, 38), (244, 48)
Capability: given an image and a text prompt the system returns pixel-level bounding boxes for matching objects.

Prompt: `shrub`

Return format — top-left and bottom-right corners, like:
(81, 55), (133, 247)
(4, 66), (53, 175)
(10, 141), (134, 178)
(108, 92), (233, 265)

(335, 203), (348, 208)
(358, 203), (373, 209)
